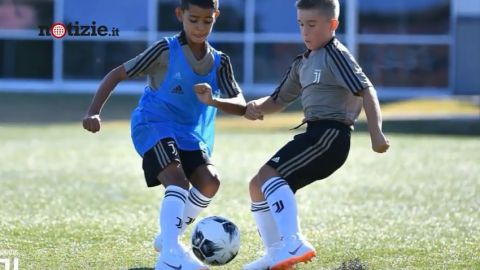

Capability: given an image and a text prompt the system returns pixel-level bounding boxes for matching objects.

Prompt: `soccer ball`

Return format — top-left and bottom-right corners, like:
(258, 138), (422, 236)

(191, 216), (240, 266)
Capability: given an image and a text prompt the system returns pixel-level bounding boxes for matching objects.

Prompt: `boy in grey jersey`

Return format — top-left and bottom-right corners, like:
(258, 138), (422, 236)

(243, 0), (389, 269)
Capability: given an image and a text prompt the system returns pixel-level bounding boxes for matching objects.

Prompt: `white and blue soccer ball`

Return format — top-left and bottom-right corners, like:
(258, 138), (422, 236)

(191, 216), (240, 266)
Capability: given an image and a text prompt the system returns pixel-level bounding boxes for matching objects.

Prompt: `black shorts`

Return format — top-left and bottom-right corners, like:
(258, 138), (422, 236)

(266, 120), (351, 193)
(142, 138), (212, 187)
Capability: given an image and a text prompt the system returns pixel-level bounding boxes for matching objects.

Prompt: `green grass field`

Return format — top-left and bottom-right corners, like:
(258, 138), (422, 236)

(0, 121), (479, 270)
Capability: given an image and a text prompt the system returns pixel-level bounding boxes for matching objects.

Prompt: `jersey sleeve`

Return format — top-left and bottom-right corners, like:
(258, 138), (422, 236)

(217, 53), (241, 98)
(325, 44), (372, 96)
(123, 39), (169, 78)
(270, 56), (303, 105)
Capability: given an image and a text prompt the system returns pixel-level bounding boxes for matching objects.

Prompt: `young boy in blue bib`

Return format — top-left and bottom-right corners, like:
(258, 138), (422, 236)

(243, 0), (390, 269)
(83, 1), (245, 269)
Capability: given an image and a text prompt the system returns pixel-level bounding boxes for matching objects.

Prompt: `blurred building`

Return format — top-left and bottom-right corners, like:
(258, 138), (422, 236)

(0, 0), (479, 99)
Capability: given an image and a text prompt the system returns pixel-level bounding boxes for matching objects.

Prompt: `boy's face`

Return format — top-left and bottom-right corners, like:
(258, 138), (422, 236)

(297, 9), (338, 50)
(176, 5), (219, 44)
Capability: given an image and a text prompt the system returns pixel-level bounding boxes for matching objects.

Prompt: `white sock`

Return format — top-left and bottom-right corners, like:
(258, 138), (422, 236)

(160, 185), (188, 250)
(251, 201), (281, 252)
(180, 187), (212, 234)
(261, 177), (299, 238)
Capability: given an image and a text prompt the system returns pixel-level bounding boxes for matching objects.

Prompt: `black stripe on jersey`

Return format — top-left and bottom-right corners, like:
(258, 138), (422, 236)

(331, 46), (363, 91)
(218, 54), (240, 98)
(126, 40), (168, 77)
(271, 53), (305, 100)
(325, 44), (363, 94)
(178, 31), (188, 46)
(164, 190), (187, 203)
(325, 46), (358, 93)
(271, 66), (292, 101)
(137, 32), (186, 76)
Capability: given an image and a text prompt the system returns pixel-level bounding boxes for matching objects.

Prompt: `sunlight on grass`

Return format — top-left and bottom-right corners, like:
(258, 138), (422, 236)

(381, 98), (478, 115)
(1, 111), (479, 269)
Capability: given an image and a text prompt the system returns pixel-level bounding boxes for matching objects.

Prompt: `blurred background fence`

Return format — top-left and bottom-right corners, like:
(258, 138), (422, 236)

(0, 0), (479, 100)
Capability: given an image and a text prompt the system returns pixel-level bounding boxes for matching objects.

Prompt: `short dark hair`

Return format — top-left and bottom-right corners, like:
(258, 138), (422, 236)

(180, 0), (219, 10)
(295, 0), (339, 20)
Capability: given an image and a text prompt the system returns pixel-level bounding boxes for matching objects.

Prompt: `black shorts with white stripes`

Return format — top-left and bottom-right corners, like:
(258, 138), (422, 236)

(266, 120), (351, 193)
(142, 137), (212, 187)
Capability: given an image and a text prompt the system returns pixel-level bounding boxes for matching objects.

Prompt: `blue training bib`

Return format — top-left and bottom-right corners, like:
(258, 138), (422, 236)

(131, 35), (221, 157)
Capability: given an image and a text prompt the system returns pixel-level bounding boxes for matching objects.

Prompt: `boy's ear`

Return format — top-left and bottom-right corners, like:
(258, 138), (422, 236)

(330, 19), (339, 31)
(214, 9), (220, 19)
(175, 7), (184, 22)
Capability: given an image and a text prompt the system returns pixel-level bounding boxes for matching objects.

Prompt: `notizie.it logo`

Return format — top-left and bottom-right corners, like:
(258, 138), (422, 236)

(38, 21), (120, 39)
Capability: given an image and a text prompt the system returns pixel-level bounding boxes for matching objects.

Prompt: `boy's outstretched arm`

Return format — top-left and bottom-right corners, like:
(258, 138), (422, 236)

(359, 87), (390, 153)
(244, 96), (285, 120)
(83, 65), (128, 133)
(194, 83), (247, 116)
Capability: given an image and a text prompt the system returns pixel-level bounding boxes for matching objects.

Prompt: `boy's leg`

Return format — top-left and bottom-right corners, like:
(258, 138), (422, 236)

(250, 197), (281, 249)
(153, 150), (220, 252)
(246, 131), (325, 270)
(242, 174), (282, 270)
(256, 165), (301, 240)
(158, 165), (189, 251)
(143, 139), (207, 269)
(251, 166), (315, 270)
(257, 124), (349, 270)
(156, 167), (207, 270)
(181, 165), (219, 234)
(143, 138), (189, 250)
(179, 150), (220, 235)
(250, 173), (282, 247)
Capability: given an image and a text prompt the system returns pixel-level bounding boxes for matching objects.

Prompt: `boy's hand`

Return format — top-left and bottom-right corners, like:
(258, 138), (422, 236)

(194, 83), (214, 105)
(244, 100), (264, 120)
(83, 114), (101, 133)
(371, 132), (390, 153)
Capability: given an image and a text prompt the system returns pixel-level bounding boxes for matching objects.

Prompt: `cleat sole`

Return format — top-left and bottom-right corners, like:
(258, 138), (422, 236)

(270, 251), (316, 270)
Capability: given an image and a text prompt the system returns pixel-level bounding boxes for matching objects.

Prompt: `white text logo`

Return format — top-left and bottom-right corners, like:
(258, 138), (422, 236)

(0, 258), (19, 270)
(313, 69), (322, 84)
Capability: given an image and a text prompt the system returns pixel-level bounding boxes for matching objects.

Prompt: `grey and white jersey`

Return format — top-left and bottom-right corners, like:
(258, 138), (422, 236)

(271, 37), (372, 126)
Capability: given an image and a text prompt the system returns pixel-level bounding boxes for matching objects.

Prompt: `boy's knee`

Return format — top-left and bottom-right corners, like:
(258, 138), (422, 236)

(249, 165), (280, 191)
(193, 165), (220, 197)
(207, 173), (221, 191)
(248, 165), (283, 200)
(159, 162), (189, 189)
(249, 174), (268, 201)
(198, 176), (220, 198)
(249, 174), (258, 188)
(257, 165), (281, 185)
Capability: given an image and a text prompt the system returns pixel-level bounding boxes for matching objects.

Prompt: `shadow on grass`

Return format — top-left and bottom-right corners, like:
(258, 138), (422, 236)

(333, 258), (369, 270)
